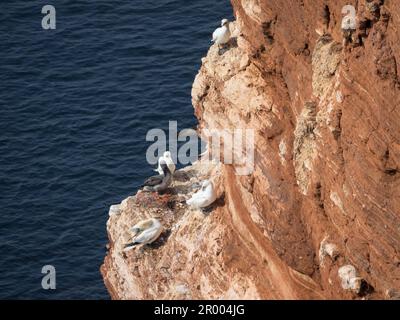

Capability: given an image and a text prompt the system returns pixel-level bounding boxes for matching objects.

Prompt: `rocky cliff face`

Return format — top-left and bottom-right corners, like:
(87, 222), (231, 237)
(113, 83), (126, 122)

(101, 0), (400, 299)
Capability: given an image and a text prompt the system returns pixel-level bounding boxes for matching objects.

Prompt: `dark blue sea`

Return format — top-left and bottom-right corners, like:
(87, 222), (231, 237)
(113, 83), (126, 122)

(0, 0), (233, 299)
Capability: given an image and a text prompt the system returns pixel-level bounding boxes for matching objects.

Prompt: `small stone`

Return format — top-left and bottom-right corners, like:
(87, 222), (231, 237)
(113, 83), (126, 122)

(336, 91), (343, 103)
(239, 55), (250, 70)
(386, 288), (400, 300)
(109, 204), (121, 217)
(319, 237), (340, 266)
(338, 265), (362, 293)
(175, 284), (190, 295)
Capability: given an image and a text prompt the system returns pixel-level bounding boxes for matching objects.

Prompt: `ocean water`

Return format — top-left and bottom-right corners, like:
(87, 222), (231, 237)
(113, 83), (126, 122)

(0, 0), (233, 299)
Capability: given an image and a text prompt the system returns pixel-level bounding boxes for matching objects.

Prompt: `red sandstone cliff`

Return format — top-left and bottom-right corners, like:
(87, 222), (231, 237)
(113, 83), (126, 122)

(101, 0), (400, 299)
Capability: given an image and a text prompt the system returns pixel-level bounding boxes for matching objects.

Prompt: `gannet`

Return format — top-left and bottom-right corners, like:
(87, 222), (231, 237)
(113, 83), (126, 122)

(123, 218), (163, 252)
(143, 160), (172, 193)
(186, 180), (217, 209)
(212, 19), (231, 47)
(155, 151), (176, 175)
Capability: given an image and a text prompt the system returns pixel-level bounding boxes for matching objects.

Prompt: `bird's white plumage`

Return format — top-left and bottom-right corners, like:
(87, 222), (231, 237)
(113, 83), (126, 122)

(186, 180), (217, 209)
(123, 218), (163, 252)
(155, 151), (176, 175)
(212, 19), (231, 45)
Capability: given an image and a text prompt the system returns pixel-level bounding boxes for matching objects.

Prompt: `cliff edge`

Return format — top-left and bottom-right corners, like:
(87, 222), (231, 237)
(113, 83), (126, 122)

(101, 0), (400, 299)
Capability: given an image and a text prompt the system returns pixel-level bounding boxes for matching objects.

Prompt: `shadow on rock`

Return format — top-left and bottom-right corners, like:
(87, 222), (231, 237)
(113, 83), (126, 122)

(148, 229), (172, 249)
(202, 192), (225, 216)
(218, 37), (238, 55)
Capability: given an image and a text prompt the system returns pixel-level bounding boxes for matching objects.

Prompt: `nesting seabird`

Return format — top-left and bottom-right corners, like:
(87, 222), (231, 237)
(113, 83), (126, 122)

(155, 151), (176, 175)
(212, 19), (231, 47)
(123, 218), (163, 252)
(143, 160), (172, 193)
(186, 180), (217, 209)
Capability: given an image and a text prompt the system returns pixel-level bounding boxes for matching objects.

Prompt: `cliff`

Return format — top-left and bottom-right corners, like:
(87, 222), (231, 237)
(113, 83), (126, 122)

(101, 0), (400, 299)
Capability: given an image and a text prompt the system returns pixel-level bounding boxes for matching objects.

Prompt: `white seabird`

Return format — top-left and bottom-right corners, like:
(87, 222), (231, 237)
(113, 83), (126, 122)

(186, 180), (217, 209)
(212, 19), (231, 47)
(123, 218), (163, 252)
(155, 151), (176, 175)
(143, 160), (172, 193)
